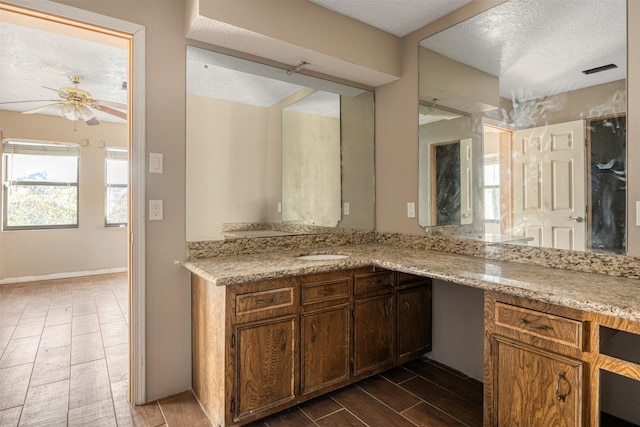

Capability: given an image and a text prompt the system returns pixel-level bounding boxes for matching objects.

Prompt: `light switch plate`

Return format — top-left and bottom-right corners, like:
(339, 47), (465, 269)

(407, 202), (416, 218)
(344, 202), (350, 215)
(149, 153), (163, 174)
(637, 201), (640, 226)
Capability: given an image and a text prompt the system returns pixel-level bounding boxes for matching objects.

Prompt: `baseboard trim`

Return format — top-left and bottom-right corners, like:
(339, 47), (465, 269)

(0, 267), (127, 285)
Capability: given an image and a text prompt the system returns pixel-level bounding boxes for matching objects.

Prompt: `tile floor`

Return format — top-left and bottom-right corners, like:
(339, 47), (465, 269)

(0, 273), (485, 427)
(245, 358), (483, 427)
(0, 273), (132, 426)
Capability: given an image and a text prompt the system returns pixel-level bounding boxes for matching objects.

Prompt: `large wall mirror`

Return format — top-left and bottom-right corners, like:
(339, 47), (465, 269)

(419, 0), (627, 254)
(186, 46), (375, 241)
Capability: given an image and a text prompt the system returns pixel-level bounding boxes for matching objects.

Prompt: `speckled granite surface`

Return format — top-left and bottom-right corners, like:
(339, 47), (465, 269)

(182, 243), (640, 322)
(187, 231), (375, 258)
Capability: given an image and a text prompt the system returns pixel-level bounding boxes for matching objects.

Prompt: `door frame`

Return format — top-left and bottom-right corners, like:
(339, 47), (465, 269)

(4, 0), (147, 404)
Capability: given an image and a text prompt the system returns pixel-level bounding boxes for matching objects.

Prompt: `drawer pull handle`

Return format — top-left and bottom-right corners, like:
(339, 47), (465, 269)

(403, 300), (410, 315)
(556, 372), (567, 402)
(256, 297), (278, 305)
(383, 301), (389, 323)
(518, 318), (551, 331)
(367, 278), (384, 287)
(311, 321), (317, 343)
(319, 288), (336, 295)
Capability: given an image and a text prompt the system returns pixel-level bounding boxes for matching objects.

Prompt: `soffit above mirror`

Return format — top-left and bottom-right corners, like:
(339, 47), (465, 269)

(185, 0), (405, 87)
(420, 0), (626, 101)
(187, 47), (365, 108)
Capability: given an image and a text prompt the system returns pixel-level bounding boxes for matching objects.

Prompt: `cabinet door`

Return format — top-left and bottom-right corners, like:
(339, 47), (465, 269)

(493, 336), (583, 426)
(301, 304), (351, 395)
(234, 316), (296, 421)
(353, 293), (394, 375)
(396, 284), (432, 364)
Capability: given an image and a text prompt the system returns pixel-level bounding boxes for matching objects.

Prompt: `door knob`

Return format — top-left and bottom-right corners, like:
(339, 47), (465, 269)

(568, 216), (584, 223)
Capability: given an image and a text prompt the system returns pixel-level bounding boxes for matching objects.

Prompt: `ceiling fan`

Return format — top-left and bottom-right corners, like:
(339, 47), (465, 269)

(0, 75), (127, 126)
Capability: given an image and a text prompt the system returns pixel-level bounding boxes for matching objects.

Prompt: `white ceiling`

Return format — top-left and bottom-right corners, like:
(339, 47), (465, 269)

(0, 16), (128, 124)
(420, 0), (626, 101)
(309, 0), (472, 37)
(0, 0), (629, 121)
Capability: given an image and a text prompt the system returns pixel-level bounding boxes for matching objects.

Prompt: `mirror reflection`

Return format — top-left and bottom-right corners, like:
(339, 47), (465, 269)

(418, 0), (627, 254)
(186, 46), (375, 241)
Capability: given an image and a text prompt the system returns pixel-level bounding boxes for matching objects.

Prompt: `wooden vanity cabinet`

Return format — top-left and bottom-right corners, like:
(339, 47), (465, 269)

(396, 273), (432, 364)
(353, 271), (395, 376)
(485, 292), (587, 427)
(192, 268), (433, 426)
(300, 274), (352, 395)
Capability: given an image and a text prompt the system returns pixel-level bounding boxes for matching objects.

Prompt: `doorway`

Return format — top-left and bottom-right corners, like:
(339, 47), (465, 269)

(0, 1), (145, 406)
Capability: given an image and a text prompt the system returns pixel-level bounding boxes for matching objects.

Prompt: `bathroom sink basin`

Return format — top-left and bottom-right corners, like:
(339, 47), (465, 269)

(296, 254), (349, 261)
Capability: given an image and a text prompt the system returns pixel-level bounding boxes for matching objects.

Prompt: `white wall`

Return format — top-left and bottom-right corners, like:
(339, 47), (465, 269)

(0, 110), (127, 281)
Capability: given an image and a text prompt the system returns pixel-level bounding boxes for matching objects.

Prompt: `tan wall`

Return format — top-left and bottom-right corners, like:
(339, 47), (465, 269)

(419, 47), (500, 112)
(195, 0), (401, 79)
(59, 0), (191, 401)
(339, 92), (375, 230)
(506, 79), (627, 126)
(186, 95), (268, 241)
(0, 110), (127, 281)
(376, 1), (505, 236)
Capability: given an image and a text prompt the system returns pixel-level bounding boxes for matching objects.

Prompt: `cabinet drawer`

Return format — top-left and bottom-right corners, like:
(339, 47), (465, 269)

(236, 287), (294, 316)
(354, 272), (393, 295)
(495, 302), (583, 349)
(301, 278), (350, 305)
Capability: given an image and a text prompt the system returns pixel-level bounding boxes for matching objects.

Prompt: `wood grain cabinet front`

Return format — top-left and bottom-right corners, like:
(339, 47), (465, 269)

(233, 316), (297, 420)
(485, 293), (586, 427)
(396, 282), (432, 364)
(192, 268), (433, 426)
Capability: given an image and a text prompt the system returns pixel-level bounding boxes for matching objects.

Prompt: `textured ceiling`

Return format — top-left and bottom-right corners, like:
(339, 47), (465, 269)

(0, 14), (128, 124)
(0, 0), (629, 121)
(309, 0), (472, 37)
(420, 0), (626, 101)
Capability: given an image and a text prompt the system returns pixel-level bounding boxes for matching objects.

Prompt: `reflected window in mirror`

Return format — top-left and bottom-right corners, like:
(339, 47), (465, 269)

(418, 0), (627, 254)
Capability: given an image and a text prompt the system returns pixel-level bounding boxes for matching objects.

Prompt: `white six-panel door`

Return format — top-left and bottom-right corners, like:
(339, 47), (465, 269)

(512, 120), (586, 251)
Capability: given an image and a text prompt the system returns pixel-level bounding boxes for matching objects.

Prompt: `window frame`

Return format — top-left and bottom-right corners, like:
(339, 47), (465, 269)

(483, 154), (501, 224)
(2, 139), (80, 231)
(104, 146), (128, 227)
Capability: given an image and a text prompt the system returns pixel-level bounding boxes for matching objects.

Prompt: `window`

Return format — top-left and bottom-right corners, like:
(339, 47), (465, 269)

(3, 139), (79, 230)
(484, 154), (501, 222)
(105, 147), (128, 226)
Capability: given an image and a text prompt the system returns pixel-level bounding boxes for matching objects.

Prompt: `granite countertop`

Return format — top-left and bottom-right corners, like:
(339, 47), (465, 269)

(182, 243), (640, 322)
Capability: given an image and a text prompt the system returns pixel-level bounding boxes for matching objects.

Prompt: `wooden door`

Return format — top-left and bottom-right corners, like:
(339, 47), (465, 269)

(301, 304), (351, 395)
(493, 337), (583, 426)
(353, 293), (394, 375)
(512, 120), (586, 250)
(396, 284), (432, 364)
(234, 316), (296, 420)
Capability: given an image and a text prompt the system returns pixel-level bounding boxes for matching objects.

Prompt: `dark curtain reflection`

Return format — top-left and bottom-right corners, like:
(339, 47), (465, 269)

(435, 142), (461, 225)
(590, 116), (626, 254)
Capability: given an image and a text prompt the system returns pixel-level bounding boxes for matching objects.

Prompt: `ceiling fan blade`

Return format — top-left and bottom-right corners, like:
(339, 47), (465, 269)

(97, 105), (127, 120)
(0, 99), (60, 105)
(23, 103), (64, 114)
(42, 86), (69, 99)
(85, 117), (100, 126)
(94, 99), (127, 110)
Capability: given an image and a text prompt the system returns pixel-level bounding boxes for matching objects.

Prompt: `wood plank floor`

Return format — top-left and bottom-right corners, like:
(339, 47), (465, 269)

(245, 359), (483, 427)
(0, 273), (483, 426)
(0, 273), (213, 426)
